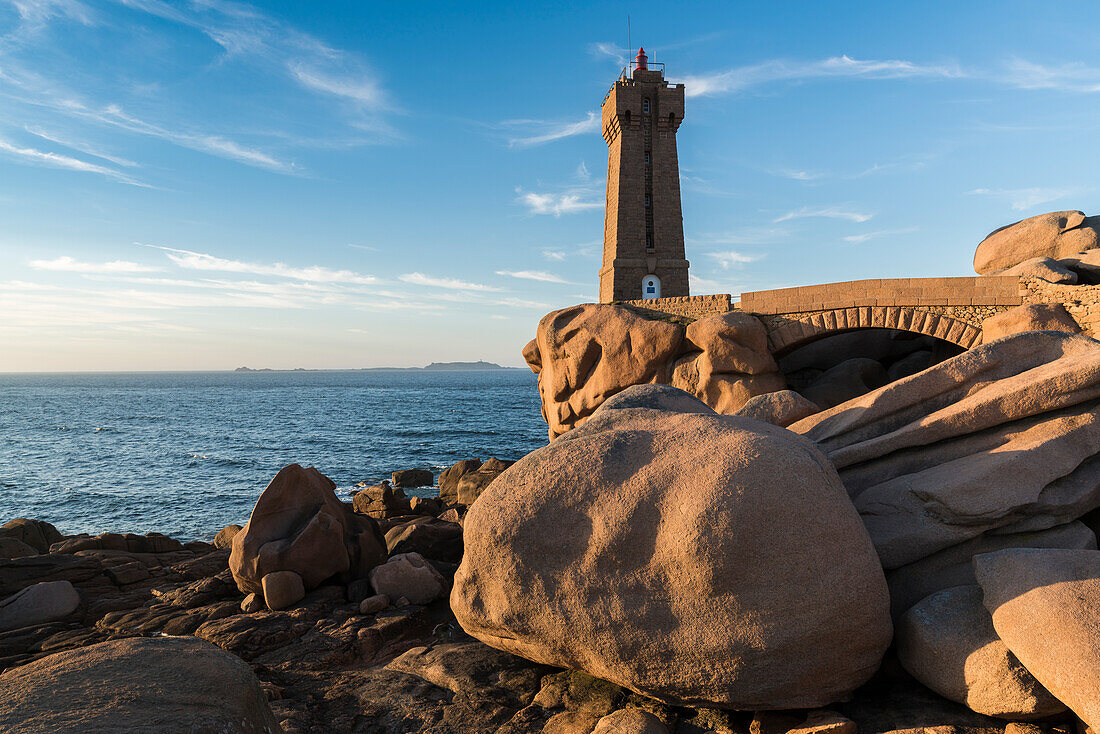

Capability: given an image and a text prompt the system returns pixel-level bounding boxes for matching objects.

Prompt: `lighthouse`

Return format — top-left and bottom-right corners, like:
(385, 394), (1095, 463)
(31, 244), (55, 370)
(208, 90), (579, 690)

(598, 48), (689, 303)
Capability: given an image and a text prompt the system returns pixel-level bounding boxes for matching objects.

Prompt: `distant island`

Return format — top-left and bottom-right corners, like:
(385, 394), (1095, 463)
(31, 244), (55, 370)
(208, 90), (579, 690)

(423, 361), (506, 371)
(233, 361), (519, 372)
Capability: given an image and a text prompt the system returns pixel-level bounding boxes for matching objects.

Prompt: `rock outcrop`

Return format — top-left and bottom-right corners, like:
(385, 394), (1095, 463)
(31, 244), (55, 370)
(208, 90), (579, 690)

(352, 481), (412, 518)
(0, 537), (37, 559)
(974, 210), (1100, 274)
(0, 580), (80, 632)
(734, 389), (820, 427)
(981, 303), (1080, 342)
(392, 468), (433, 488)
(524, 304), (783, 439)
(896, 585), (1064, 719)
(370, 552), (446, 605)
(438, 459), (483, 505)
(0, 636), (280, 732)
(799, 358), (887, 410)
(455, 457), (513, 505)
(668, 311), (786, 413)
(790, 331), (1100, 569)
(998, 256), (1078, 284)
(214, 524), (242, 549)
(975, 548), (1100, 730)
(0, 519), (62, 554)
(452, 384), (892, 710)
(230, 464), (388, 600)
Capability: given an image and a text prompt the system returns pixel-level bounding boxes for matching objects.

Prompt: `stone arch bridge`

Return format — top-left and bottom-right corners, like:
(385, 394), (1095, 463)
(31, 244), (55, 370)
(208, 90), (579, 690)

(737, 276), (1024, 354)
(622, 276), (1032, 354)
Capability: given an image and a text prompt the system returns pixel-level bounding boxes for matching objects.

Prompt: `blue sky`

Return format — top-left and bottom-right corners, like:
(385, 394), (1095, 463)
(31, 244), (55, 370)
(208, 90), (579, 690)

(2, 0), (1099, 370)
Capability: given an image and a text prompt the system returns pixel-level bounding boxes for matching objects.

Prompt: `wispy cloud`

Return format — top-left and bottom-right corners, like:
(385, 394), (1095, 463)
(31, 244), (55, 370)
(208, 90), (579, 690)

(142, 244), (379, 284)
(967, 187), (1077, 211)
(680, 55), (964, 98)
(0, 0), (397, 178)
(590, 42), (629, 65)
(768, 155), (932, 184)
(399, 272), (503, 292)
(708, 251), (763, 269)
(843, 227), (919, 244)
(24, 126), (137, 168)
(7, 0), (95, 27)
(515, 188), (602, 216)
(691, 226), (788, 247)
(773, 206), (873, 223)
(505, 112), (600, 148)
(495, 270), (575, 284)
(0, 138), (145, 185)
(542, 250), (567, 262)
(589, 35), (725, 66)
(775, 169), (826, 181)
(0, 74), (299, 173)
(1004, 58), (1100, 93)
(288, 63), (388, 107)
(116, 0), (393, 112)
(29, 256), (161, 273)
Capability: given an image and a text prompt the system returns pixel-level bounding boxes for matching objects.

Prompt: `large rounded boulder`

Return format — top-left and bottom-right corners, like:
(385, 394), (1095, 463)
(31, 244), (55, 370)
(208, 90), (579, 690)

(451, 384), (892, 710)
(230, 463), (388, 597)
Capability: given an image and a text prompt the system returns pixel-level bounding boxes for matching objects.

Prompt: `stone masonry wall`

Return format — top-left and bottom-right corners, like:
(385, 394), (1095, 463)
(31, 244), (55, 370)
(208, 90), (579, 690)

(1021, 277), (1100, 337)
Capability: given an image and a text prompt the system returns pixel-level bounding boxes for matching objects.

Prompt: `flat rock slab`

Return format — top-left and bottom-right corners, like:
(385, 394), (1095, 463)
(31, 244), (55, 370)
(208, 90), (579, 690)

(791, 331), (1100, 569)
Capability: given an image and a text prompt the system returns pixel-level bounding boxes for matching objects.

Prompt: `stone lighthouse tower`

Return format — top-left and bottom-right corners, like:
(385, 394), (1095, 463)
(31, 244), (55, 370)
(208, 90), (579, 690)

(599, 47), (689, 303)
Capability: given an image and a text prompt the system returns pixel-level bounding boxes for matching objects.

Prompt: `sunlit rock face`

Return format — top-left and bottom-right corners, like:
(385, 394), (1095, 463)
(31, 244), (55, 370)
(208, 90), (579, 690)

(523, 304), (784, 440)
(974, 210), (1100, 274)
(452, 384), (892, 710)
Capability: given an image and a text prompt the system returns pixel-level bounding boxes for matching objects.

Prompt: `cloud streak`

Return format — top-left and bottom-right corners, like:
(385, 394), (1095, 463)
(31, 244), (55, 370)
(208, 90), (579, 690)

(1005, 58), (1100, 93)
(142, 245), (379, 284)
(773, 206), (873, 223)
(29, 256), (161, 273)
(680, 55), (964, 98)
(968, 187), (1076, 211)
(516, 189), (602, 216)
(0, 137), (145, 185)
(708, 251), (763, 269)
(843, 227), (919, 244)
(506, 112), (601, 148)
(495, 270), (575, 284)
(399, 272), (504, 292)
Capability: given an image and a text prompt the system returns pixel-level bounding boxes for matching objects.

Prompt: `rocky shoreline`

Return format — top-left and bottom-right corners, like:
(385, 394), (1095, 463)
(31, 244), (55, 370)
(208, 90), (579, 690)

(0, 436), (1094, 732)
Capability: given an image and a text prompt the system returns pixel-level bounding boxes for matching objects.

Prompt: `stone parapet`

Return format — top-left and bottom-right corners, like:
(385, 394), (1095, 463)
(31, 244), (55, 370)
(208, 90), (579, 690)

(740, 276), (1024, 315)
(617, 294), (731, 321)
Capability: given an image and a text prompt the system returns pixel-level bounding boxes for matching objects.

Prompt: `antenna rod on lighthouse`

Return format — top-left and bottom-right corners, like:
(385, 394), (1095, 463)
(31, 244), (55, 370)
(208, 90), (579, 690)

(627, 15), (630, 68)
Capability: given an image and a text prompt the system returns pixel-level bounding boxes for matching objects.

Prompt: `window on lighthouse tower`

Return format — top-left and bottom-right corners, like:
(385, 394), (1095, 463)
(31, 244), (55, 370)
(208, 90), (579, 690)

(643, 98), (650, 114)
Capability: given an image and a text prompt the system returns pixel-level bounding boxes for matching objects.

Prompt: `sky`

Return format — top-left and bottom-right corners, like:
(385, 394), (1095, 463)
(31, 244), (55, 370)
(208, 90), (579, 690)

(2, 0), (1100, 371)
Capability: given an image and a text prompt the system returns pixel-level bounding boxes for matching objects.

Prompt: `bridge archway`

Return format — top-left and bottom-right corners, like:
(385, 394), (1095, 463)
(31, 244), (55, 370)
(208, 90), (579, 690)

(767, 306), (983, 355)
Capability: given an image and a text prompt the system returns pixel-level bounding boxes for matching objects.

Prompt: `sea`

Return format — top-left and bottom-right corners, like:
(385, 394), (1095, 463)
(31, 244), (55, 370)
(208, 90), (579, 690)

(0, 369), (547, 541)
